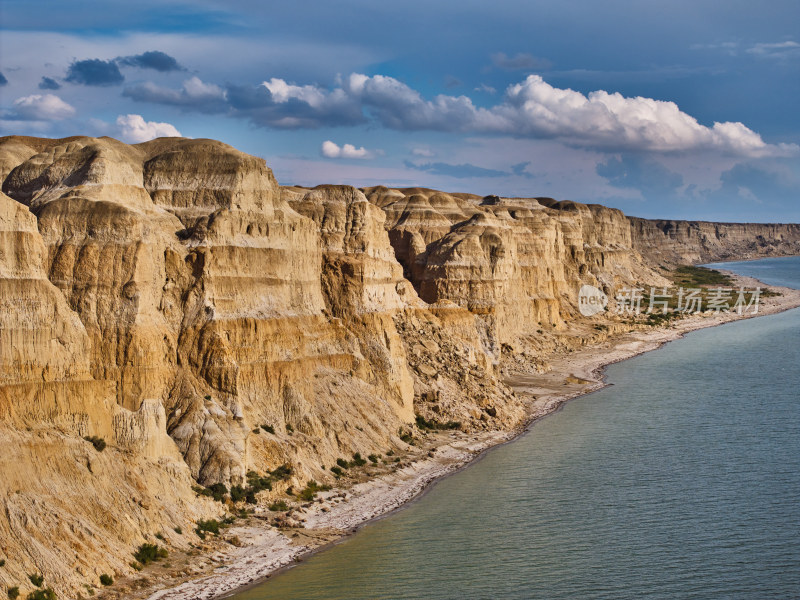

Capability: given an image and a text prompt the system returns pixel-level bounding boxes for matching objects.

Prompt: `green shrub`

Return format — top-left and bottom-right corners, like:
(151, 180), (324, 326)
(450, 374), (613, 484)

(133, 543), (167, 565)
(8, 588), (19, 600)
(0, 559), (5, 567)
(225, 472), (274, 504)
(252, 428), (260, 434)
(207, 483), (228, 501)
(398, 429), (414, 444)
(260, 424), (275, 434)
(195, 519), (221, 537)
(247, 471), (272, 492)
(99, 574), (113, 586)
(25, 590), (55, 600)
(154, 533), (165, 541)
(230, 485), (246, 503)
(335, 458), (349, 469)
(83, 436), (106, 452)
(330, 466), (344, 477)
(350, 453), (367, 467)
(415, 415), (460, 431)
(368, 454), (380, 464)
(270, 464), (292, 480)
(28, 575), (43, 588)
(268, 500), (289, 512)
(285, 424), (294, 433)
(192, 483), (228, 502)
(297, 480), (331, 501)
(173, 527), (182, 534)
(129, 561), (143, 571)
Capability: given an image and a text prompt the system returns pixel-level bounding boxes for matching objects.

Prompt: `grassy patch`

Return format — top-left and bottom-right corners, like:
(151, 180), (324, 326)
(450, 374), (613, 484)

(99, 574), (113, 586)
(27, 575), (43, 588)
(268, 500), (289, 512)
(671, 265), (733, 287)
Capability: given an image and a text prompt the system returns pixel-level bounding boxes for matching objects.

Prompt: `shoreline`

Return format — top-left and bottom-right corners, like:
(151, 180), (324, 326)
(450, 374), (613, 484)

(142, 271), (800, 600)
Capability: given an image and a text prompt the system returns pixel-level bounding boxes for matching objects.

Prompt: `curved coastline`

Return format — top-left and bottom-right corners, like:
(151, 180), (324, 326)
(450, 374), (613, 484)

(142, 270), (800, 600)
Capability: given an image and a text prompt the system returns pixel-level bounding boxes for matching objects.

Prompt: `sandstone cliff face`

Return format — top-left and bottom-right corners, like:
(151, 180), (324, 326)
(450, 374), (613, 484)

(630, 218), (800, 265)
(1, 135), (798, 598)
(362, 188), (669, 356)
(0, 137), (422, 597)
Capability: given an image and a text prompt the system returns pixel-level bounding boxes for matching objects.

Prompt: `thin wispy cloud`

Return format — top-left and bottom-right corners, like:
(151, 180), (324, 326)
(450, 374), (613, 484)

(404, 159), (536, 180)
(490, 52), (552, 71)
(746, 41), (800, 59)
(411, 147), (435, 157)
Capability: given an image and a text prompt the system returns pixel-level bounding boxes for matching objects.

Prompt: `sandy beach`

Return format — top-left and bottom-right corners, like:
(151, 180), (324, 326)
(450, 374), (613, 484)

(137, 272), (800, 600)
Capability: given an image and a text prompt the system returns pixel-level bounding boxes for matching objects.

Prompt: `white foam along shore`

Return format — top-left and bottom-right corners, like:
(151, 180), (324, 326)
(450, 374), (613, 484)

(142, 272), (800, 600)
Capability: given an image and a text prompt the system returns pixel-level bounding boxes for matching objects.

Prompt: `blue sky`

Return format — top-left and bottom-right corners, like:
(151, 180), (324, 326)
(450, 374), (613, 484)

(1, 0), (799, 221)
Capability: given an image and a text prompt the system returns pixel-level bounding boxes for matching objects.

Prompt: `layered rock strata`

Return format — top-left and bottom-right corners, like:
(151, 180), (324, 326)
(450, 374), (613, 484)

(1, 135), (798, 597)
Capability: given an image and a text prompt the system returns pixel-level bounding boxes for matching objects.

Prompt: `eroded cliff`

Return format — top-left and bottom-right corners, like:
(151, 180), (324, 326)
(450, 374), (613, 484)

(1, 135), (798, 598)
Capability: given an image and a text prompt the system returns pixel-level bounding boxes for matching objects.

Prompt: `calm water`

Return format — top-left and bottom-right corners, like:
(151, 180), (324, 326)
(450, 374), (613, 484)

(235, 256), (800, 600)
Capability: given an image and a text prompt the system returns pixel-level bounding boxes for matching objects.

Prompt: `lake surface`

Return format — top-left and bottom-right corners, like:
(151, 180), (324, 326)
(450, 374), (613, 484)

(234, 256), (800, 600)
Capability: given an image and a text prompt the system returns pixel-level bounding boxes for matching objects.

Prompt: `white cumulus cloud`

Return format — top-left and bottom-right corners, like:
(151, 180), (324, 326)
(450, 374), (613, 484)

(320, 140), (374, 159)
(493, 75), (794, 156)
(116, 114), (182, 143)
(11, 94), (75, 120)
(121, 70), (798, 158)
